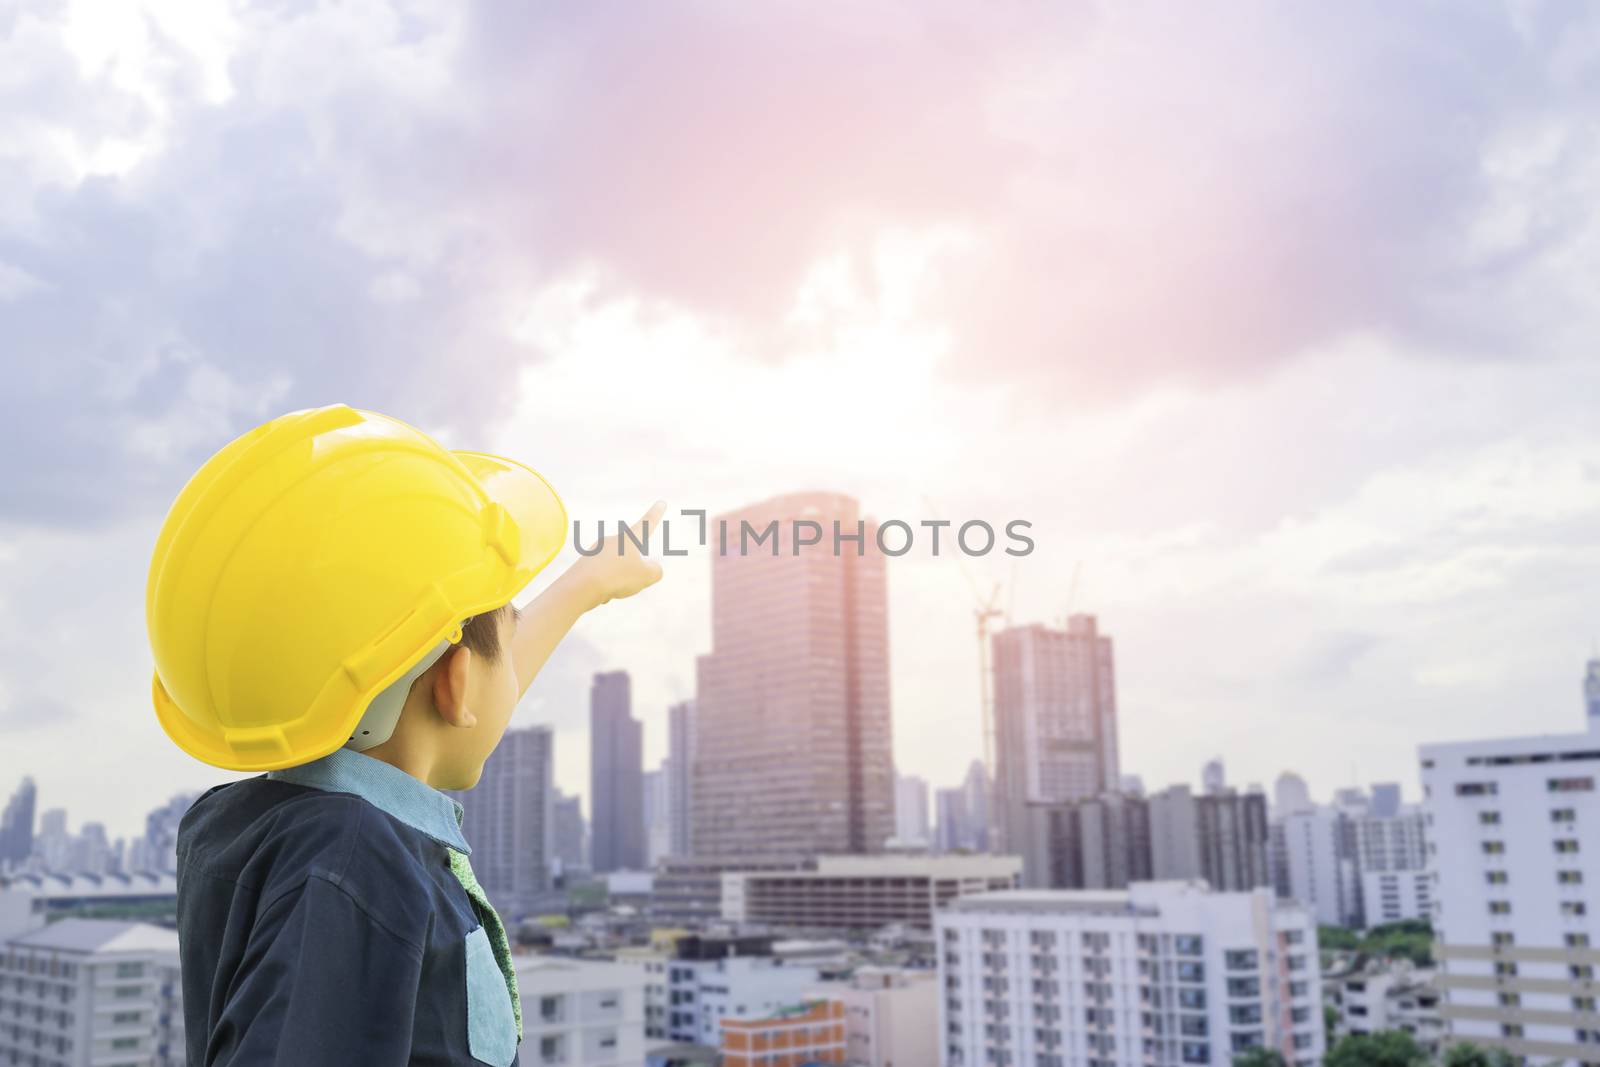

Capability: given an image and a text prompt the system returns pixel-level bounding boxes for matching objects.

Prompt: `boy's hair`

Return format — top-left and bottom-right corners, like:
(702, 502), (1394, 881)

(458, 603), (515, 664)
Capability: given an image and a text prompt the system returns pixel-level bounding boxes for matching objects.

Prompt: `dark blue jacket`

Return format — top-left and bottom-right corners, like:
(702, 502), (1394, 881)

(175, 749), (521, 1066)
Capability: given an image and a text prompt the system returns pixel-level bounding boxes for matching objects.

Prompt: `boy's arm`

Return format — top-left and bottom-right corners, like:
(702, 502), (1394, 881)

(509, 500), (666, 699)
(209, 876), (422, 1066)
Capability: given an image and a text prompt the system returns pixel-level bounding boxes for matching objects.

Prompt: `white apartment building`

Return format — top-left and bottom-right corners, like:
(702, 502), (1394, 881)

(1421, 715), (1600, 1064)
(648, 936), (824, 1047)
(1353, 805), (1429, 876)
(1281, 806), (1361, 928)
(936, 882), (1323, 1067)
(0, 918), (183, 1067)
(1324, 956), (1442, 1056)
(1362, 869), (1434, 926)
(811, 967), (938, 1067)
(515, 955), (646, 1067)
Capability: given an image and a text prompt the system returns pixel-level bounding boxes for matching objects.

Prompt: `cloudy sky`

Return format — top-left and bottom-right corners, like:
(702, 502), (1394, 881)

(3, 0), (1599, 842)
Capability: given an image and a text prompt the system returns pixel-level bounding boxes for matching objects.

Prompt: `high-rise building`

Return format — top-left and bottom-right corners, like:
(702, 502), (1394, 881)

(1369, 781), (1403, 818)
(938, 882), (1325, 1067)
(992, 616), (1119, 885)
(1281, 805), (1362, 928)
(1148, 785), (1271, 893)
(1044, 792), (1154, 890)
(551, 790), (587, 875)
(894, 773), (930, 846)
(1274, 772), (1314, 817)
(452, 725), (555, 919)
(130, 793), (197, 876)
(643, 768), (672, 867)
(590, 670), (645, 873)
(692, 492), (893, 859)
(1420, 702), (1600, 1063)
(0, 778), (36, 870)
(1202, 758), (1227, 795)
(667, 700), (695, 857)
(935, 788), (970, 853)
(961, 760), (991, 851)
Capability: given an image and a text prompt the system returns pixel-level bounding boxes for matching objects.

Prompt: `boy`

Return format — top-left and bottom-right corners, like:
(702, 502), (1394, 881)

(147, 404), (663, 1065)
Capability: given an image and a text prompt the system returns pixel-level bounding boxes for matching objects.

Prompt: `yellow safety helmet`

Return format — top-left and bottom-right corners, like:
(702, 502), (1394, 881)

(146, 403), (567, 771)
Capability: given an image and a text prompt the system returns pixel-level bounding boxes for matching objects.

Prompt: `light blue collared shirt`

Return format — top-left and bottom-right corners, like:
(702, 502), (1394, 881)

(268, 747), (472, 855)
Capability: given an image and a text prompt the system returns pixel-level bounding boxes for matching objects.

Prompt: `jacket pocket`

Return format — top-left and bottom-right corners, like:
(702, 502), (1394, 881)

(464, 925), (518, 1066)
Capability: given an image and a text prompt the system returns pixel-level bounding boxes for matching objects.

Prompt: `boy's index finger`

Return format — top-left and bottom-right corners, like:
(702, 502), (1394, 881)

(633, 500), (667, 534)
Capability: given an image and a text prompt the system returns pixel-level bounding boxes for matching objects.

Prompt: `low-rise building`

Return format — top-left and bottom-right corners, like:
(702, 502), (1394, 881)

(721, 998), (846, 1066)
(723, 854), (1021, 934)
(1323, 955), (1442, 1057)
(515, 953), (647, 1067)
(652, 855), (807, 924)
(811, 967), (938, 1067)
(0, 918), (184, 1067)
(657, 936), (825, 1047)
(937, 882), (1324, 1067)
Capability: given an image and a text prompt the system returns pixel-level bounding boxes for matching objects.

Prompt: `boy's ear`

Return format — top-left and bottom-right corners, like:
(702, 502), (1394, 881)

(430, 645), (477, 728)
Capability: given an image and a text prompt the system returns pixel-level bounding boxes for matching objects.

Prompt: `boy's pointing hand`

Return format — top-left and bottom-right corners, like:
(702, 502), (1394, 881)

(571, 499), (668, 607)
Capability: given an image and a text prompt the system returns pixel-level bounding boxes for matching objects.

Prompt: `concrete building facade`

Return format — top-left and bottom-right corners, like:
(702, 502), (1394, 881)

(658, 936), (824, 1048)
(515, 955), (647, 1067)
(591, 671), (645, 874)
(0, 918), (184, 1067)
(667, 700), (695, 858)
(692, 492), (894, 860)
(937, 882), (1324, 1067)
(1421, 713), (1600, 1063)
(813, 968), (938, 1067)
(721, 854), (1022, 933)
(992, 617), (1120, 885)
(721, 998), (845, 1066)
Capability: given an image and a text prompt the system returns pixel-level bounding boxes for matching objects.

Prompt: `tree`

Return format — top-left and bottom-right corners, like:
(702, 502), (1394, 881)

(1442, 1044), (1516, 1067)
(1232, 1051), (1288, 1067)
(1324, 1031), (1429, 1067)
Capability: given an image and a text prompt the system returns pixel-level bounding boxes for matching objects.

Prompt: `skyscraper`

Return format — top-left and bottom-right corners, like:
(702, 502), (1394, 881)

(452, 725), (555, 918)
(590, 671), (645, 872)
(934, 787), (970, 853)
(961, 760), (992, 852)
(691, 492), (893, 858)
(552, 790), (587, 874)
(667, 700), (695, 857)
(1273, 771), (1314, 817)
(894, 773), (930, 846)
(0, 778), (35, 869)
(643, 768), (672, 866)
(1202, 757), (1226, 795)
(991, 616), (1119, 884)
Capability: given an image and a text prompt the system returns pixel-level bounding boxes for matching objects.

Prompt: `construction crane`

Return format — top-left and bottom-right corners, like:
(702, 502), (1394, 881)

(922, 496), (1008, 781)
(972, 582), (1005, 781)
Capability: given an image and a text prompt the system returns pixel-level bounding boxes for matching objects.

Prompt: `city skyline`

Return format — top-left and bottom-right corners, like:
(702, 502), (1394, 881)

(6, 5), (1600, 844)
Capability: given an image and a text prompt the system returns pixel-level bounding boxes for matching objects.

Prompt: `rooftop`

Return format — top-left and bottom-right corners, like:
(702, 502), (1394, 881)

(10, 918), (178, 955)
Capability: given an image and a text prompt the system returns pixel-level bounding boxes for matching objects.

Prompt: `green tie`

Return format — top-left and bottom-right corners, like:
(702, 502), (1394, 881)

(447, 847), (523, 1040)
